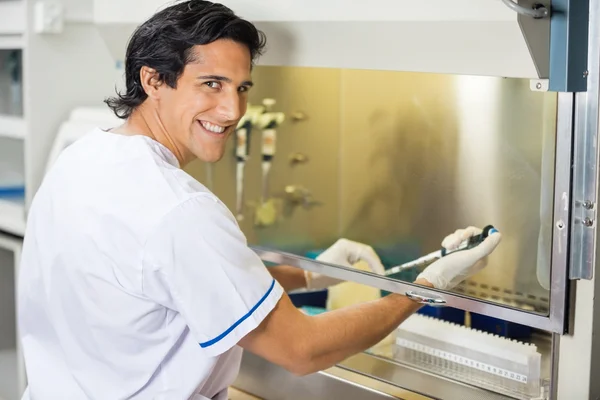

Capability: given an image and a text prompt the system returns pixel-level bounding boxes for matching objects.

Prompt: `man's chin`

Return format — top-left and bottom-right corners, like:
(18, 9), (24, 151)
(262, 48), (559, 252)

(197, 151), (224, 164)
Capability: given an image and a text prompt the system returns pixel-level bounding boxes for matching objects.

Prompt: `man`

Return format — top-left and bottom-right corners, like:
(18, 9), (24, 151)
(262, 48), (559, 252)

(17, 1), (501, 399)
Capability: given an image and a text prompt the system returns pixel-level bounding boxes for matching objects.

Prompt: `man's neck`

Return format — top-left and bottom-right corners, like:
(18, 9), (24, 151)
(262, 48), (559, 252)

(113, 106), (190, 167)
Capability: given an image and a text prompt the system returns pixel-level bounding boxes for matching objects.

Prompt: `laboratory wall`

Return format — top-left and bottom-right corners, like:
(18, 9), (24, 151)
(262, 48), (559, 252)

(24, 14), (116, 207)
(185, 66), (557, 314)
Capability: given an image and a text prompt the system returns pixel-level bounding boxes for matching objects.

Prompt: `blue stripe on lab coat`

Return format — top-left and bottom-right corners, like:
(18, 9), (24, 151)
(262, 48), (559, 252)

(199, 279), (276, 348)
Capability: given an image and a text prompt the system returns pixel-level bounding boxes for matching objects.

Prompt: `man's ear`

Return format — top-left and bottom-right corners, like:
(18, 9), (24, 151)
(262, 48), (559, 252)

(139, 66), (163, 99)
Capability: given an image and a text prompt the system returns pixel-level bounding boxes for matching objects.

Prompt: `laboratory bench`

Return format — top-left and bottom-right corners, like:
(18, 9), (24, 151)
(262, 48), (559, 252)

(234, 350), (512, 400)
(231, 323), (553, 400)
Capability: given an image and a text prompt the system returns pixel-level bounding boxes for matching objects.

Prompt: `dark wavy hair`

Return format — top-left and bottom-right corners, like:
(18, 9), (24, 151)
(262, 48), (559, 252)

(104, 0), (266, 119)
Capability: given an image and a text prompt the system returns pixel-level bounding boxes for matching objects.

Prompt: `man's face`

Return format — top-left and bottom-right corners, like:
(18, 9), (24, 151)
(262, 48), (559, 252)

(156, 39), (252, 164)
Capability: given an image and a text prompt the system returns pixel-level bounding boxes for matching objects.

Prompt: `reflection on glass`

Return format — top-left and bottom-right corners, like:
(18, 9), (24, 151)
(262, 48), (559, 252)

(339, 72), (556, 316)
(181, 66), (558, 400)
(185, 67), (556, 316)
(183, 67), (557, 398)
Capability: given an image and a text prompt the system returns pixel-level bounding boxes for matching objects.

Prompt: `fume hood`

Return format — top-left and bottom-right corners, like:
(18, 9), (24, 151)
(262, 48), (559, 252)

(93, 0), (587, 92)
(87, 1), (599, 399)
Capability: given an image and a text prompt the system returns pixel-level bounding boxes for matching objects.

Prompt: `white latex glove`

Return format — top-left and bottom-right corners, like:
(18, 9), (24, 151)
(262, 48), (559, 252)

(416, 226), (502, 290)
(306, 239), (386, 290)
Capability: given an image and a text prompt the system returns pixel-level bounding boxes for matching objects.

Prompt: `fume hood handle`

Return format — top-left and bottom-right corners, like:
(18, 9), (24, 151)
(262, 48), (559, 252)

(405, 291), (447, 307)
(250, 245), (566, 332)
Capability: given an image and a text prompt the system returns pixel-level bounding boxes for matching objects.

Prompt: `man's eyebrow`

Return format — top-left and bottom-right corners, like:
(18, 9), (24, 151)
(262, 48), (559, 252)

(197, 75), (253, 87)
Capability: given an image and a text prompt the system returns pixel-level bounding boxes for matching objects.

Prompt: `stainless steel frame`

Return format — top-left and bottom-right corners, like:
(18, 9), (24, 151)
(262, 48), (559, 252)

(548, 92), (574, 333)
(250, 88), (581, 334)
(253, 240), (563, 333)
(569, 0), (600, 281)
(250, 74), (582, 335)
(550, 0), (600, 398)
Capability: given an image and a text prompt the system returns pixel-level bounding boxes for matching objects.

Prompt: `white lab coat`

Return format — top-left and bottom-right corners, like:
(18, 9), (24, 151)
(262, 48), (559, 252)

(18, 128), (283, 399)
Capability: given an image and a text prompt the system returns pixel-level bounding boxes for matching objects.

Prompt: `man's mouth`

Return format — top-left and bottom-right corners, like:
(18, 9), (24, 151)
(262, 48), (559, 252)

(198, 120), (228, 135)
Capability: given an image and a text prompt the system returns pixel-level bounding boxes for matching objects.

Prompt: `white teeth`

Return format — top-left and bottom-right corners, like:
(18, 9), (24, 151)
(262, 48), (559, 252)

(200, 121), (226, 133)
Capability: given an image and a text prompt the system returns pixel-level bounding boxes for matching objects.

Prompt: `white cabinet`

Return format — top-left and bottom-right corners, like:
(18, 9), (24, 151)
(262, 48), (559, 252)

(0, 46), (26, 237)
(93, 0), (548, 79)
(0, 234), (24, 400)
(0, 1), (26, 35)
(0, 2), (117, 398)
(0, 0), (117, 236)
(0, 3), (116, 395)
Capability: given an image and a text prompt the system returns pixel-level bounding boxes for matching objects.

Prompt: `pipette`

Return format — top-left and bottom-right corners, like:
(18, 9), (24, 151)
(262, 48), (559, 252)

(234, 115), (252, 221)
(384, 225), (498, 276)
(234, 104), (265, 221)
(256, 98), (285, 203)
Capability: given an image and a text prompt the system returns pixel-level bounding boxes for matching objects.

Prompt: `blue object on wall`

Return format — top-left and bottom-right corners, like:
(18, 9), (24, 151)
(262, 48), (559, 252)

(549, 0), (590, 92)
(0, 185), (25, 198)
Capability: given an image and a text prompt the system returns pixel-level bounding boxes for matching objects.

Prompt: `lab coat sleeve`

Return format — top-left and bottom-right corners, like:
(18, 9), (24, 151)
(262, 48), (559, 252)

(141, 194), (284, 358)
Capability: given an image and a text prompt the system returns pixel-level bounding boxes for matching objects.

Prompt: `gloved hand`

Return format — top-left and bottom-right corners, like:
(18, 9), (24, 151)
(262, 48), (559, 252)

(306, 239), (386, 290)
(416, 226), (502, 290)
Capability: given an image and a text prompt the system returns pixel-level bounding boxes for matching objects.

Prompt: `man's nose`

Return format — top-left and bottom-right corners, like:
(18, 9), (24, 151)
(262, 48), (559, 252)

(216, 92), (242, 122)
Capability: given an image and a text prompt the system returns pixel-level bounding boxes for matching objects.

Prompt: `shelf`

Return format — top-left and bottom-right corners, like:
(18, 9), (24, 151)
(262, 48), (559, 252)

(0, 348), (18, 400)
(0, 35), (23, 50)
(0, 197), (25, 237)
(0, 116), (25, 140)
(0, 1), (25, 36)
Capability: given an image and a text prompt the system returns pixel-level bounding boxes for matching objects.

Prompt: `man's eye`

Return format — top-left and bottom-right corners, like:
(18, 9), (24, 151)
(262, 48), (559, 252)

(205, 81), (220, 89)
(238, 86), (249, 93)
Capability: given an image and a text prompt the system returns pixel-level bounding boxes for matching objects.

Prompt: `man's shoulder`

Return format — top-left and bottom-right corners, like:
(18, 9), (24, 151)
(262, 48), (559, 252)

(160, 191), (234, 228)
(41, 128), (222, 225)
(142, 191), (241, 258)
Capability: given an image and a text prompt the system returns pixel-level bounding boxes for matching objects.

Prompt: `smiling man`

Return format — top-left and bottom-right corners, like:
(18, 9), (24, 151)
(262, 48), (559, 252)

(16, 1), (501, 399)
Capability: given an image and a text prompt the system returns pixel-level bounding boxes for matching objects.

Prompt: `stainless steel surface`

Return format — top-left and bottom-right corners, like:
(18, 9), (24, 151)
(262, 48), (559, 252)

(235, 351), (411, 400)
(550, 333), (560, 400)
(252, 247), (561, 332)
(342, 353), (521, 400)
(404, 291), (446, 306)
(553, 0), (600, 398)
(548, 92), (575, 333)
(337, 73), (557, 313)
(569, 0), (599, 280)
(235, 351), (515, 400)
